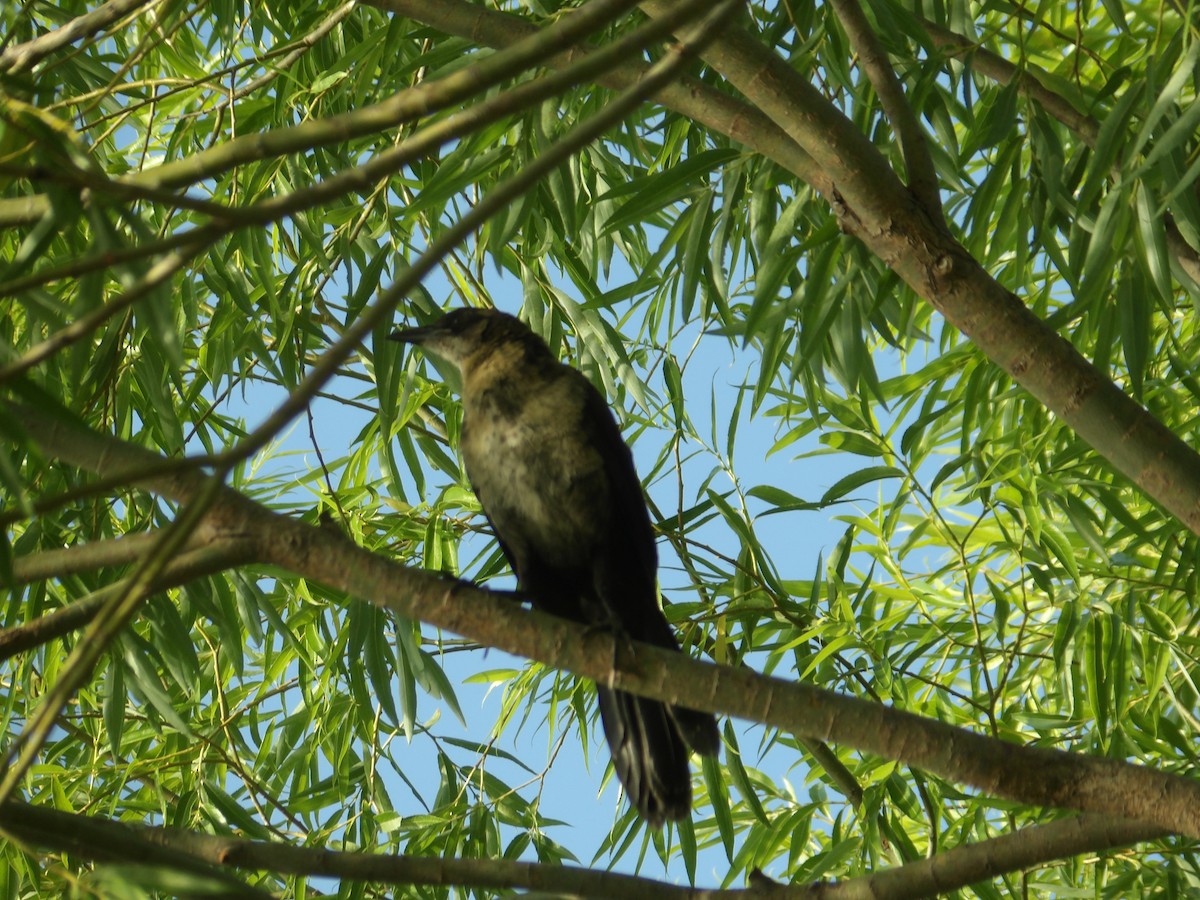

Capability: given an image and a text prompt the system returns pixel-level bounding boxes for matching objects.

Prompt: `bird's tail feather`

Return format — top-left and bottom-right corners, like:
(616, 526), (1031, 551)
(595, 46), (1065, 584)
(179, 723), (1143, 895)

(595, 686), (718, 827)
(674, 703), (722, 758)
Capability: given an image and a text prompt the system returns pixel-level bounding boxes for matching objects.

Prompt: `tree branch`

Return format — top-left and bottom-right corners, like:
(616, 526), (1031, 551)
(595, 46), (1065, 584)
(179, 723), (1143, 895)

(366, 0), (822, 188)
(828, 0), (944, 225)
(0, 799), (706, 898)
(1, 536), (257, 660)
(0, 0), (821, 231)
(0, 469), (231, 804)
(11, 401), (1200, 841)
(817, 813), (1163, 898)
(636, 0), (1200, 538)
(0, 245), (202, 384)
(919, 18), (1099, 145)
(0, 0), (154, 74)
(917, 15), (1200, 286)
(11, 531), (163, 585)
(0, 801), (272, 899)
(0, 0), (656, 228)
(0, 799), (1165, 898)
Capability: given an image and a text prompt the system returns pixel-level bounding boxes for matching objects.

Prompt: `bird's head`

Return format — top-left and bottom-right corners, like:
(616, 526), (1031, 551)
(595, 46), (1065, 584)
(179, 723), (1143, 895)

(388, 307), (513, 368)
(390, 308), (557, 394)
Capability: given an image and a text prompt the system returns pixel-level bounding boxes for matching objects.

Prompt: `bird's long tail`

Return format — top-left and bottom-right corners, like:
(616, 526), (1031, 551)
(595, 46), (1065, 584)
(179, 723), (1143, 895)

(595, 687), (720, 827)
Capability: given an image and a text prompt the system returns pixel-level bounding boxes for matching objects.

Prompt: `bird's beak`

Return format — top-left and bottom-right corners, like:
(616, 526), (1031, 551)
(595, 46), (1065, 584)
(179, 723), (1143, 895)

(388, 325), (430, 344)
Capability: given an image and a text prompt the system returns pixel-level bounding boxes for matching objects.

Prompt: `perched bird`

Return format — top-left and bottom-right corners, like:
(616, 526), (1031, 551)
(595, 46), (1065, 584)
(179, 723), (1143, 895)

(390, 307), (720, 826)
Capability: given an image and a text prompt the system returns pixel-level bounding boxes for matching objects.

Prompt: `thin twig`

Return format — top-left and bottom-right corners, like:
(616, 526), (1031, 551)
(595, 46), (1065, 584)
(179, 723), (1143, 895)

(1, 537), (256, 661)
(829, 0), (945, 225)
(0, 245), (202, 384)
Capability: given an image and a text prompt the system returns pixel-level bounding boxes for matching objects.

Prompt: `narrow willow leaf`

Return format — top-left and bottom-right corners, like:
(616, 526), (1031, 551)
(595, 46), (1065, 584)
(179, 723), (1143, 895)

(820, 466), (903, 505)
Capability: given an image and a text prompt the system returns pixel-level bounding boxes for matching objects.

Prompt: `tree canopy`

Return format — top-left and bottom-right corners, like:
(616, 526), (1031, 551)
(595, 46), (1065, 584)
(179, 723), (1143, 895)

(4, 0), (1200, 896)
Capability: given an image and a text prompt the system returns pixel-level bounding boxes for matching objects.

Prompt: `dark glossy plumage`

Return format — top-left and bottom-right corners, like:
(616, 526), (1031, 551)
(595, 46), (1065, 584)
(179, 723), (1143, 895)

(390, 308), (720, 826)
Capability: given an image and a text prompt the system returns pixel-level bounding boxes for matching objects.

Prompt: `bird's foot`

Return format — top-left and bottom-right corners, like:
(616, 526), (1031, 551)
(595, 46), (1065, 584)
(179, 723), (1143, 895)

(580, 621), (636, 689)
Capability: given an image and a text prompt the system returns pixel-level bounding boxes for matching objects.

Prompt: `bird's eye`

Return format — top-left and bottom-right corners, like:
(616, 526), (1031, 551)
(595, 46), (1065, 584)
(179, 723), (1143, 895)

(444, 310), (472, 332)
(448, 309), (488, 335)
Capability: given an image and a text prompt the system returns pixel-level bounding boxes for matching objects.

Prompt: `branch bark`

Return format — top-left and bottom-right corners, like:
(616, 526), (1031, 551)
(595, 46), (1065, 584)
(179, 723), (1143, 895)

(815, 814), (1163, 899)
(0, 801), (273, 899)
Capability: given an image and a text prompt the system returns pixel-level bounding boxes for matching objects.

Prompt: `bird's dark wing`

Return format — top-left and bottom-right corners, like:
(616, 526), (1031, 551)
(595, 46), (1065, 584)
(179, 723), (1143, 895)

(576, 381), (674, 644)
(579, 378), (722, 758)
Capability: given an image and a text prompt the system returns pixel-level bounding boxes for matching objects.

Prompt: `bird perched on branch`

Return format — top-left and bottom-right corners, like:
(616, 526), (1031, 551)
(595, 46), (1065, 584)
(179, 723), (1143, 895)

(390, 307), (720, 826)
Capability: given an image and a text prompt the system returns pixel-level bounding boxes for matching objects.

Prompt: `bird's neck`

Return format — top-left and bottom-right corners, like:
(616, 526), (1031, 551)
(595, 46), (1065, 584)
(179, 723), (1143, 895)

(461, 340), (559, 413)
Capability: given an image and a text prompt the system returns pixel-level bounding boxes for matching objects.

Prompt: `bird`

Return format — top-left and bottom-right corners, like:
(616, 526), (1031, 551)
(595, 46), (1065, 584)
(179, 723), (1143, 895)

(389, 307), (720, 826)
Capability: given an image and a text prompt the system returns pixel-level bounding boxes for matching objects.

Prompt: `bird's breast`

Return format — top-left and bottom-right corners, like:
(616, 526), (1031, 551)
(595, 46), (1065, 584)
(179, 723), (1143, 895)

(460, 375), (609, 569)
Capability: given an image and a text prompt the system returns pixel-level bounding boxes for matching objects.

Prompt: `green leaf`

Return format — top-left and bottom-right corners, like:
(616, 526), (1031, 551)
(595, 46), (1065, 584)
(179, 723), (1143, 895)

(702, 751), (734, 860)
(819, 430), (883, 457)
(598, 148), (741, 233)
(1076, 84), (1143, 212)
(1131, 39), (1200, 160)
(1116, 265), (1150, 401)
(364, 604), (401, 727)
(1053, 595), (1080, 672)
(415, 649), (467, 727)
(122, 636), (193, 737)
(820, 466), (903, 505)
(1133, 182), (1172, 303)
(103, 659), (125, 757)
(723, 724), (768, 824)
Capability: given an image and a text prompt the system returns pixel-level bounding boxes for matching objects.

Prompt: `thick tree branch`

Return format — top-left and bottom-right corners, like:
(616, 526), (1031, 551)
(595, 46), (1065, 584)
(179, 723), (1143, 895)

(637, 1), (1200, 536)
(817, 814), (1163, 899)
(10, 402), (1200, 841)
(0, 799), (708, 898)
(0, 801), (272, 899)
